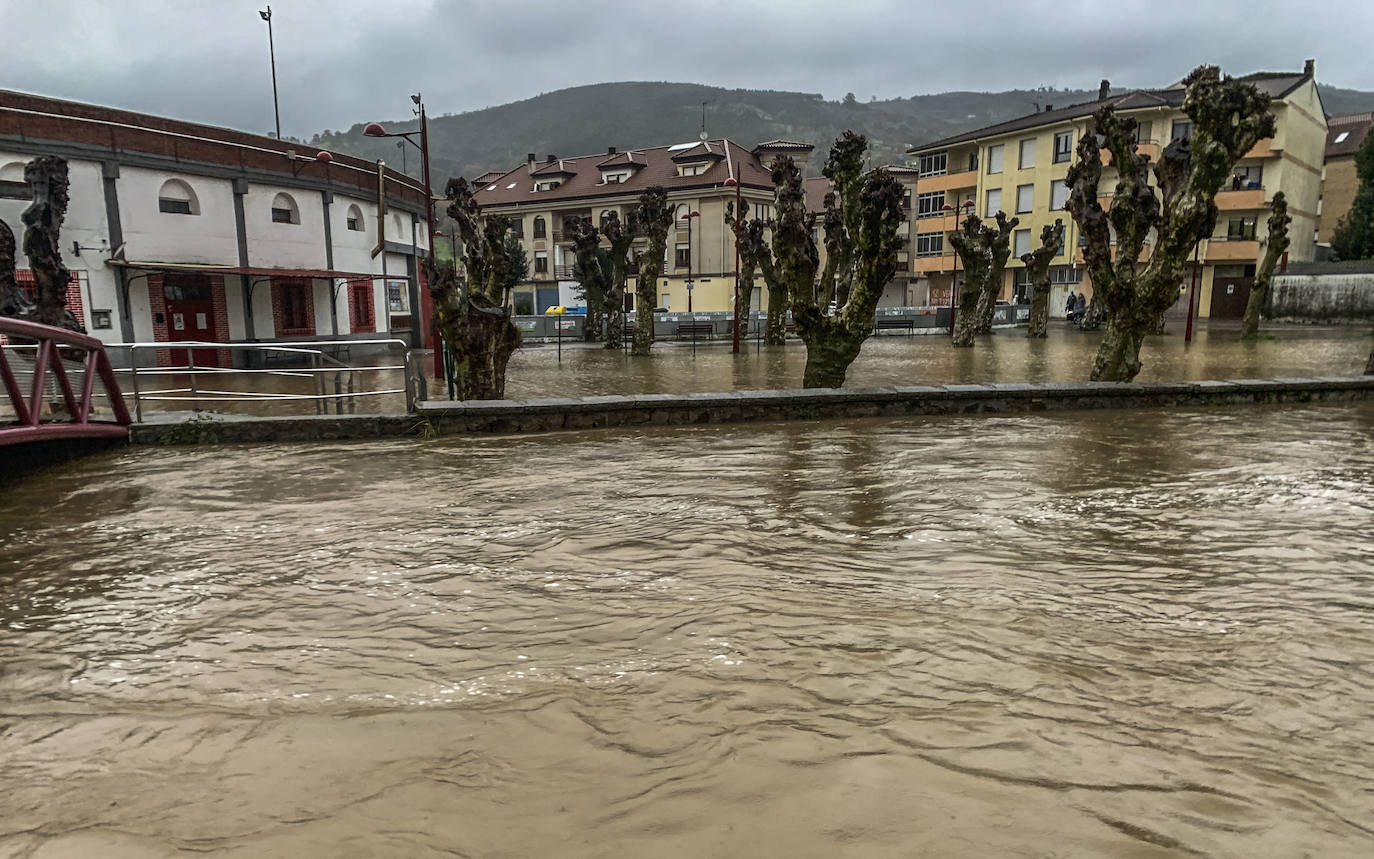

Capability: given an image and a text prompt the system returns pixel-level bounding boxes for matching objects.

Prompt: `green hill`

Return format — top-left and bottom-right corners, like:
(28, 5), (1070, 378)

(308, 80), (1374, 187)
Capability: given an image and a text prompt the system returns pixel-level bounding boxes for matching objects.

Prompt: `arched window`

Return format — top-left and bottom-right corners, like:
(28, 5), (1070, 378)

(345, 204), (364, 231)
(271, 192), (299, 225)
(0, 162), (26, 201)
(391, 212), (404, 239)
(600, 210), (616, 228)
(533, 216), (546, 239)
(158, 178), (199, 215)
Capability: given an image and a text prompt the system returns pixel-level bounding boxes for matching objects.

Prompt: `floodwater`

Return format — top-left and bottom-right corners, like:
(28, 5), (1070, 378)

(3, 404), (1373, 857)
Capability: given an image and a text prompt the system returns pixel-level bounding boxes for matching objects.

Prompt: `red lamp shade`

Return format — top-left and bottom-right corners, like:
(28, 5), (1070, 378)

(314, 151), (333, 163)
(363, 122), (387, 137)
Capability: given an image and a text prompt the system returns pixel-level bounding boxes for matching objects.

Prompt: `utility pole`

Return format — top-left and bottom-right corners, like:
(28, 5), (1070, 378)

(259, 6), (280, 139)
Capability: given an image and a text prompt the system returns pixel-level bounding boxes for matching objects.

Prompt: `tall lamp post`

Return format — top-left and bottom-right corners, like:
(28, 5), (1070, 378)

(683, 208), (700, 312)
(724, 176), (742, 353)
(258, 6), (280, 140)
(366, 94), (436, 359)
(943, 199), (975, 335)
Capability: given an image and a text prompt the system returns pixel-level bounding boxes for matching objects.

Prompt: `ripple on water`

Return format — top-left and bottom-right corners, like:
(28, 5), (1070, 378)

(1, 404), (1373, 857)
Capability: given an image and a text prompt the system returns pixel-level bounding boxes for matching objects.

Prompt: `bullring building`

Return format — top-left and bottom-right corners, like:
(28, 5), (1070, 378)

(0, 89), (432, 365)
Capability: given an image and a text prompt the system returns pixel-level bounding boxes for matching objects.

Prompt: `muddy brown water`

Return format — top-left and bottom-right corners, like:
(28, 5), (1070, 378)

(2, 404), (1373, 857)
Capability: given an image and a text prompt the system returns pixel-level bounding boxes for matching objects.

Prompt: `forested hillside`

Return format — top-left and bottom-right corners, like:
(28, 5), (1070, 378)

(308, 80), (1374, 186)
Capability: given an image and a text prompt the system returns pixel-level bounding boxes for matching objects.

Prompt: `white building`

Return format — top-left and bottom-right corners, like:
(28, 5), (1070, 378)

(0, 89), (432, 366)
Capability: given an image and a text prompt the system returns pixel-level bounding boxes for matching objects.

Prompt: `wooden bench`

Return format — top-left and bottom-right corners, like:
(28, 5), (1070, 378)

(675, 322), (715, 339)
(874, 318), (915, 335)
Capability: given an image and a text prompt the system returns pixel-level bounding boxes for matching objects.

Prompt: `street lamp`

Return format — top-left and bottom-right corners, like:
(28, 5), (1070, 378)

(943, 198), (975, 335)
(682, 208), (700, 313)
(366, 94), (436, 355)
(258, 6), (280, 140)
(724, 176), (742, 353)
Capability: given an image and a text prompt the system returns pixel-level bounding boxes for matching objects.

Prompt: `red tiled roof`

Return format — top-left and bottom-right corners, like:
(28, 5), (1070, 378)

(473, 139), (777, 208)
(1326, 113), (1373, 159)
(669, 140), (726, 162)
(803, 177), (832, 214)
(754, 139), (815, 152)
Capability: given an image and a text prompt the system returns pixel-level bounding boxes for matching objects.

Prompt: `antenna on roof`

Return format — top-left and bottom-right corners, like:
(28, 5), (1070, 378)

(700, 101), (709, 141)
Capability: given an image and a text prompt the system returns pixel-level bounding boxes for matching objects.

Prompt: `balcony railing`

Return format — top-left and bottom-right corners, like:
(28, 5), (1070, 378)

(554, 264), (575, 279)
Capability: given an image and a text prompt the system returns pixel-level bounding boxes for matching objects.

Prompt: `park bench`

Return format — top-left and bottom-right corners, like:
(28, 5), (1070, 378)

(874, 318), (915, 335)
(675, 322), (715, 339)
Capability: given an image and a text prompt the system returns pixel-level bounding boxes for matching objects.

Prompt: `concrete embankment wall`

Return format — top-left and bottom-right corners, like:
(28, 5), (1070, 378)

(1270, 267), (1374, 323)
(127, 377), (1374, 445)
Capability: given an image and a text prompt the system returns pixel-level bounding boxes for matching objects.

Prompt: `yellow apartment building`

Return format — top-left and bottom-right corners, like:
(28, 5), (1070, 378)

(1316, 112), (1372, 248)
(907, 62), (1327, 319)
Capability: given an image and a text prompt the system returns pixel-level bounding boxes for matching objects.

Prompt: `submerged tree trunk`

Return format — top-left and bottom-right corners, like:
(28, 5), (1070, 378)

(584, 308), (604, 343)
(605, 305), (624, 349)
(631, 187), (673, 357)
(1242, 192), (1291, 339)
(1021, 221), (1064, 338)
(949, 212), (1016, 347)
(1366, 345), (1374, 375)
(437, 177), (523, 399)
(765, 284), (787, 345)
(1065, 66), (1276, 381)
(799, 321), (864, 387)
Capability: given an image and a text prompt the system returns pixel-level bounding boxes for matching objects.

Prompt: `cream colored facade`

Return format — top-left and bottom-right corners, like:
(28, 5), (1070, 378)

(907, 66), (1327, 319)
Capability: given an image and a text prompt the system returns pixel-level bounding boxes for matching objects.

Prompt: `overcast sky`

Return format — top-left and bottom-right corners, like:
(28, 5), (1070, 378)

(2, 0), (1370, 139)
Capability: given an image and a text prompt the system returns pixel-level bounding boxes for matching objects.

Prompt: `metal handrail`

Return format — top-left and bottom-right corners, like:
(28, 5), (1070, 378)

(1, 316), (132, 444)
(109, 338), (417, 421)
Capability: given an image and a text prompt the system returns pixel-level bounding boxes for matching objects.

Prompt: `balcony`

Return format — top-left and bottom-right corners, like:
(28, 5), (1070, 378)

(1216, 187), (1266, 210)
(1205, 238), (1259, 262)
(554, 264), (575, 279)
(912, 255), (953, 273)
(917, 169), (979, 193)
(915, 213), (960, 232)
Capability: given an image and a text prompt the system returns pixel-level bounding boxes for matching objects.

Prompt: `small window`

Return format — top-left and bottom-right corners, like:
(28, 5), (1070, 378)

(271, 192), (299, 225)
(1018, 138), (1036, 170)
(1227, 217), (1256, 240)
(916, 191), (945, 218)
(534, 252), (548, 273)
(533, 217), (547, 239)
(345, 204), (364, 231)
(274, 280), (311, 332)
(1053, 132), (1073, 164)
(1171, 119), (1194, 142)
(1016, 184), (1034, 213)
(1013, 229), (1031, 257)
(1051, 179), (1069, 210)
(987, 144), (1004, 174)
(0, 163), (27, 200)
(985, 188), (1002, 216)
(509, 219), (524, 238)
(918, 152), (947, 177)
(915, 233), (944, 256)
(1134, 121), (1153, 144)
(1334, 131), (1350, 144)
(675, 243), (690, 268)
(158, 178), (199, 215)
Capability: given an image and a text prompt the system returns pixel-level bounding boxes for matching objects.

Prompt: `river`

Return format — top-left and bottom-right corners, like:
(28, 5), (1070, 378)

(2, 404), (1372, 856)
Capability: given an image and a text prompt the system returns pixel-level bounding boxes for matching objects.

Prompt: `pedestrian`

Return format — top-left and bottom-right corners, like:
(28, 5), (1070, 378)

(1065, 292), (1076, 317)
(1075, 292), (1087, 313)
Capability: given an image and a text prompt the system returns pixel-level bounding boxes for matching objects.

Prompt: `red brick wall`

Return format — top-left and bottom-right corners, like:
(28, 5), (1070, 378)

(271, 279), (315, 337)
(147, 272), (230, 367)
(348, 280), (375, 333)
(15, 269), (86, 327)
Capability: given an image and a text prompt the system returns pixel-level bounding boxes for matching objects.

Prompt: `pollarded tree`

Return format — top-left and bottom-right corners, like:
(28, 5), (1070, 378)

(1020, 220), (1065, 338)
(755, 131), (904, 387)
(726, 203), (787, 345)
(1241, 192), (1291, 339)
(430, 177), (522, 400)
(1331, 129), (1374, 261)
(630, 187), (674, 357)
(948, 211), (1017, 346)
(567, 216), (610, 343)
(600, 212), (636, 350)
(1065, 65), (1276, 381)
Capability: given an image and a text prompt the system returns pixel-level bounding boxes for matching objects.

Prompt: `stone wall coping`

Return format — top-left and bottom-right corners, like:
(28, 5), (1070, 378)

(125, 375), (1374, 445)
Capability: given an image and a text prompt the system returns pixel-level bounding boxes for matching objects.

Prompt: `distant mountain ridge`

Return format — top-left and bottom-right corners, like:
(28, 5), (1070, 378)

(308, 80), (1374, 187)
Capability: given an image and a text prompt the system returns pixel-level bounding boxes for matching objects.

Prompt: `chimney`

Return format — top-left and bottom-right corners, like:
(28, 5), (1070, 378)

(1304, 58), (1315, 77)
(608, 146), (617, 155)
(526, 153), (536, 174)
(546, 154), (556, 163)
(1098, 80), (1111, 101)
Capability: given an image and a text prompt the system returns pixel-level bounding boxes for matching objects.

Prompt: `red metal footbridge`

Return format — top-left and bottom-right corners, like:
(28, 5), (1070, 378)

(1, 316), (131, 449)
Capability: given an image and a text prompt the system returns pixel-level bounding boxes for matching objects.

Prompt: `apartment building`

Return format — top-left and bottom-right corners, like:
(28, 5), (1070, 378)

(0, 89), (431, 365)
(907, 62), (1327, 318)
(1316, 112), (1372, 248)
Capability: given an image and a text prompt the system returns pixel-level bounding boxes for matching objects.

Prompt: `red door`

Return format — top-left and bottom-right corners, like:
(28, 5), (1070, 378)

(163, 273), (219, 367)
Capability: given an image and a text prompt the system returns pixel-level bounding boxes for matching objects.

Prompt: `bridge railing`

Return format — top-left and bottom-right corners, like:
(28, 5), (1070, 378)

(1, 316), (132, 444)
(109, 338), (418, 422)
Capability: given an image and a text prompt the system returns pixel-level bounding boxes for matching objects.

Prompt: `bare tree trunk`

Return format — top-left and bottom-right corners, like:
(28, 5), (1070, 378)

(1065, 67), (1276, 381)
(1366, 345), (1374, 375)
(630, 188), (673, 357)
(605, 305), (624, 349)
(1021, 221), (1064, 338)
(766, 285), (787, 345)
(583, 308), (603, 343)
(1242, 193), (1291, 339)
(949, 212), (1016, 347)
(800, 322), (864, 388)
(951, 279), (982, 347)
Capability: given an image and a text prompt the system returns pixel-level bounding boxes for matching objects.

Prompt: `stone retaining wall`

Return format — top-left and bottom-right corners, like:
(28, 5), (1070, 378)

(127, 377), (1374, 445)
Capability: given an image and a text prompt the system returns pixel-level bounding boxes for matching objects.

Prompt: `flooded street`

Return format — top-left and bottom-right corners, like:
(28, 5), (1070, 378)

(3, 404), (1374, 857)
